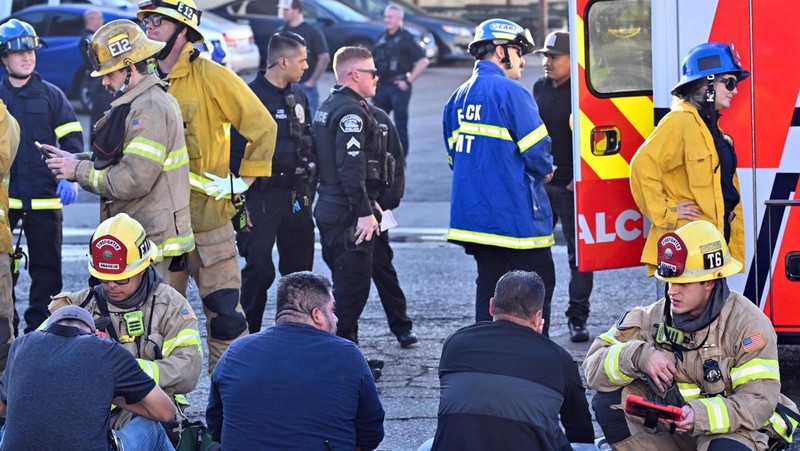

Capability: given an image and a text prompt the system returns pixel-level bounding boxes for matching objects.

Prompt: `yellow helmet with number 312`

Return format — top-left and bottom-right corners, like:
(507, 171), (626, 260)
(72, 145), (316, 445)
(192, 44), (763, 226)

(87, 19), (165, 77)
(655, 220), (742, 283)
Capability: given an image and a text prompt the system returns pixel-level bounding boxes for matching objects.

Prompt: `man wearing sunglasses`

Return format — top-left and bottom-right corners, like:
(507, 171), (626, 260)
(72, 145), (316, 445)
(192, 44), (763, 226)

(49, 213), (202, 444)
(230, 31), (316, 334)
(585, 220), (799, 450)
(313, 47), (395, 372)
(137, 0), (278, 372)
(0, 19), (84, 335)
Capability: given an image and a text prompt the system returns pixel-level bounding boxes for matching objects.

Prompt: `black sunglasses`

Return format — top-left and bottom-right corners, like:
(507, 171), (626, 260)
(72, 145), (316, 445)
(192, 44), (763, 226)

(99, 277), (132, 286)
(351, 68), (378, 79)
(141, 14), (168, 27)
(718, 77), (738, 91)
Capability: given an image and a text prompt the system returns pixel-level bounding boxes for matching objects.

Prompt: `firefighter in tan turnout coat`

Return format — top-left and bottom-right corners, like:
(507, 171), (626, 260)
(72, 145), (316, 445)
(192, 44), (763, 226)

(585, 220), (799, 450)
(48, 213), (202, 431)
(45, 19), (194, 279)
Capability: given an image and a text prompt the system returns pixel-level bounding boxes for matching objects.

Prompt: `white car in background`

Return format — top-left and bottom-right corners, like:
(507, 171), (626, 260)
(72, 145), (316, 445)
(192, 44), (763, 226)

(195, 10), (260, 73)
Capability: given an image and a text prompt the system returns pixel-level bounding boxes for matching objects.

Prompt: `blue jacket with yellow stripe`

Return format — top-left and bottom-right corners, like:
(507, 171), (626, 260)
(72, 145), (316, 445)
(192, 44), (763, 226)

(0, 73), (83, 210)
(442, 60), (554, 249)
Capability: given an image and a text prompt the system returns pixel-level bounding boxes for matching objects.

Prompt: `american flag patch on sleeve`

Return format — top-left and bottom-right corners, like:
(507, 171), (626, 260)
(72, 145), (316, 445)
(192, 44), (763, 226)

(180, 307), (196, 320)
(742, 333), (765, 353)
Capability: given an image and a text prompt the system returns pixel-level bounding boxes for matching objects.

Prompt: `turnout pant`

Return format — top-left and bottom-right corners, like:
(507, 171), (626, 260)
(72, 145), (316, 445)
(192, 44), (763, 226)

(9, 209), (63, 333)
(161, 223), (248, 373)
(464, 243), (555, 336)
(0, 257), (13, 372)
(237, 186), (314, 333)
(545, 183), (594, 324)
(592, 384), (768, 451)
(372, 230), (412, 337)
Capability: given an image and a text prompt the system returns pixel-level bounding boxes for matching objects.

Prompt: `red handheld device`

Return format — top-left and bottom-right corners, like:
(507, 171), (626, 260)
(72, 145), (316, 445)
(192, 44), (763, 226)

(625, 395), (683, 422)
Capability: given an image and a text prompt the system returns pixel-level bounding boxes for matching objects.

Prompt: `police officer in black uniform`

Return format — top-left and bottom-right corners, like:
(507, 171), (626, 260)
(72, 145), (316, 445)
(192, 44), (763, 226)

(371, 4), (429, 157)
(367, 105), (417, 348)
(314, 46), (394, 353)
(230, 31), (316, 333)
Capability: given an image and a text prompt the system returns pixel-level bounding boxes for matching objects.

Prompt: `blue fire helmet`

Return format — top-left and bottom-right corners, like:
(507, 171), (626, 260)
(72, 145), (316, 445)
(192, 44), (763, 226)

(0, 19), (45, 56)
(468, 18), (534, 59)
(671, 42), (750, 95)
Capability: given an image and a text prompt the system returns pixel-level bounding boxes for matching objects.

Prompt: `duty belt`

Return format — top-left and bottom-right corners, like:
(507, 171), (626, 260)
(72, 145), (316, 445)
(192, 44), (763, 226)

(380, 74), (407, 85)
(253, 169), (294, 190)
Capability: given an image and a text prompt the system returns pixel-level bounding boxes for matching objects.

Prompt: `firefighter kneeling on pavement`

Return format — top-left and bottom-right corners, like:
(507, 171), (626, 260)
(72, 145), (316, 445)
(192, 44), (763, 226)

(48, 213), (202, 443)
(585, 220), (799, 450)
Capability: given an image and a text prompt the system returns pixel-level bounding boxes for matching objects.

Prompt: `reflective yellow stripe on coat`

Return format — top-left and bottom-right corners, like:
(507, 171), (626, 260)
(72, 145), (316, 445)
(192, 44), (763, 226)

(698, 397), (730, 434)
(603, 343), (633, 386)
(730, 358), (780, 389)
(8, 198), (63, 210)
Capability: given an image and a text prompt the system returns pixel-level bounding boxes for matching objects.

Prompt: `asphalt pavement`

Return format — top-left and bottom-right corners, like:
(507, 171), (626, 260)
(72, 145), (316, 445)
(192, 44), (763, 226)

(14, 62), (800, 449)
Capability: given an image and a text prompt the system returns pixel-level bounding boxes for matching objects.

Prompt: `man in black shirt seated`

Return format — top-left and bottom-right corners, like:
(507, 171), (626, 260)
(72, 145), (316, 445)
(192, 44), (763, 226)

(0, 305), (176, 451)
(429, 270), (595, 451)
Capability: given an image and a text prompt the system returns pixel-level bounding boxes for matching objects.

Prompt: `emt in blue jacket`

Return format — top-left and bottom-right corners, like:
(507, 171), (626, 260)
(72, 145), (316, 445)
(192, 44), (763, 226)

(442, 19), (556, 334)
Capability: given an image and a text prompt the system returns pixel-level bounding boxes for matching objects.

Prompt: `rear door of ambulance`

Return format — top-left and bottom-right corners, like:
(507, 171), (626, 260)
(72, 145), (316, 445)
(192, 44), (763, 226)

(569, 0), (654, 274)
(572, 0), (800, 339)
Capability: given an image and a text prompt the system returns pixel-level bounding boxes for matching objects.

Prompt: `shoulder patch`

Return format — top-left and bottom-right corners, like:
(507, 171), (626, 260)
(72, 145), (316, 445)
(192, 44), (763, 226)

(340, 114), (363, 133)
(131, 117), (146, 130)
(180, 306), (197, 321)
(742, 333), (765, 353)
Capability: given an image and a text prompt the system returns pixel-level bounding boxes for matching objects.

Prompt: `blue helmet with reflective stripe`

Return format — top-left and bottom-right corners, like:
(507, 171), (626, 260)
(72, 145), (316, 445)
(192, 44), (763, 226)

(0, 19), (45, 56)
(468, 18), (534, 59)
(671, 42), (750, 95)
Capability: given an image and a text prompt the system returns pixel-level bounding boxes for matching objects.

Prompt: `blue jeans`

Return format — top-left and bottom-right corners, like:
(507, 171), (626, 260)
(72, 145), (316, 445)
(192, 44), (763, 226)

(115, 416), (174, 451)
(300, 83), (320, 118)
(0, 418), (173, 450)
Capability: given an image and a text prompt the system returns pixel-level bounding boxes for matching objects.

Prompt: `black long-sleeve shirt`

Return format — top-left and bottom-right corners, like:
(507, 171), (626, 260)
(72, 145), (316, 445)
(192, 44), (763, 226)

(433, 320), (595, 450)
(533, 76), (573, 187)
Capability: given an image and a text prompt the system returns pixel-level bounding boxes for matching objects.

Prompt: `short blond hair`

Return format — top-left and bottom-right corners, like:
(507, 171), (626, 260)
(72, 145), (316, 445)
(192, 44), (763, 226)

(333, 46), (372, 82)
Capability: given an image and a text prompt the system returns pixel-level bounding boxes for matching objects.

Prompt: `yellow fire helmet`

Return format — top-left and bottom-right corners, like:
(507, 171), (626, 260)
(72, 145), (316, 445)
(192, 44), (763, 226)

(87, 19), (165, 77)
(655, 220), (742, 283)
(88, 213), (157, 281)
(137, 0), (203, 43)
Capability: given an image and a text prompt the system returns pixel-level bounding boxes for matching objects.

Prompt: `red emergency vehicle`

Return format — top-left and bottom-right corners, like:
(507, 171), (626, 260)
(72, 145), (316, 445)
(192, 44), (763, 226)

(570, 0), (800, 339)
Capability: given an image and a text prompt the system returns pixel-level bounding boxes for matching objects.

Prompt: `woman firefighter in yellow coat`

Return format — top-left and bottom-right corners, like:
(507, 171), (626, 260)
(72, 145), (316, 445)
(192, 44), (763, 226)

(630, 42), (748, 275)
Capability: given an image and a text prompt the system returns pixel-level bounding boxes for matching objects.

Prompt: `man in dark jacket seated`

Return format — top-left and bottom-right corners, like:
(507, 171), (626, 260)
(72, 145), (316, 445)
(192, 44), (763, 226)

(429, 270), (596, 450)
(206, 271), (385, 450)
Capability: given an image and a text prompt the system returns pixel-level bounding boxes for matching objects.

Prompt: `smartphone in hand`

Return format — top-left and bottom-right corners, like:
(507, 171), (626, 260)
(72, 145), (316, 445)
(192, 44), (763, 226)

(35, 141), (51, 160)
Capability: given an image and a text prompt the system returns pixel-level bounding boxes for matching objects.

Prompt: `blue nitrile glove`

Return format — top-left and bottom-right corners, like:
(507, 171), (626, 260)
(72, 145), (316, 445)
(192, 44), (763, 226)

(211, 42), (226, 64)
(203, 172), (249, 201)
(57, 180), (78, 206)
